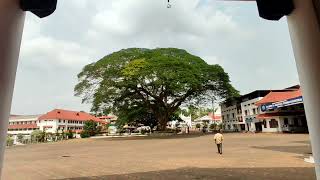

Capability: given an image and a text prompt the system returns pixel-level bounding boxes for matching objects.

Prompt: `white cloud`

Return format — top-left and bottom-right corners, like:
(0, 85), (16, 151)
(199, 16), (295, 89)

(11, 0), (299, 114)
(21, 36), (93, 69)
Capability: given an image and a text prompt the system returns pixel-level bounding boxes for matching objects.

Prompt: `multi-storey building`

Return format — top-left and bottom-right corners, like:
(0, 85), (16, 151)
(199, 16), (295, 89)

(98, 115), (118, 124)
(221, 102), (239, 131)
(221, 88), (297, 132)
(8, 115), (42, 136)
(256, 87), (307, 133)
(241, 90), (272, 132)
(7, 109), (104, 138)
(38, 109), (104, 134)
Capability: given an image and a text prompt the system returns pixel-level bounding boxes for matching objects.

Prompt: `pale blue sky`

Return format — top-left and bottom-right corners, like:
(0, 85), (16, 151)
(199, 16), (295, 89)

(12, 0), (299, 114)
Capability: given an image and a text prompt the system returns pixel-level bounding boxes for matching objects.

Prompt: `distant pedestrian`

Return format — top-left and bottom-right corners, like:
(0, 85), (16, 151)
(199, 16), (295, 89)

(213, 131), (224, 154)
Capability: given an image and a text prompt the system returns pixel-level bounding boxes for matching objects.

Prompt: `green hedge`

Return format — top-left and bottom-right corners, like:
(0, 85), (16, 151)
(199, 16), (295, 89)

(80, 131), (90, 138)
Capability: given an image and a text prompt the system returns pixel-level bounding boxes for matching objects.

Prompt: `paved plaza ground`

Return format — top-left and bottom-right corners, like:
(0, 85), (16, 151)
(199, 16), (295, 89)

(2, 133), (316, 180)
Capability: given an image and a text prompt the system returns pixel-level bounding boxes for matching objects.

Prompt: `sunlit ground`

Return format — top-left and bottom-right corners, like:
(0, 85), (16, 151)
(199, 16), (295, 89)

(2, 133), (315, 180)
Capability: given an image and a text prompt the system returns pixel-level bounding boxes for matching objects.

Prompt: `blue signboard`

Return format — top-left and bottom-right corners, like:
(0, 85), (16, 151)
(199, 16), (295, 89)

(261, 96), (303, 112)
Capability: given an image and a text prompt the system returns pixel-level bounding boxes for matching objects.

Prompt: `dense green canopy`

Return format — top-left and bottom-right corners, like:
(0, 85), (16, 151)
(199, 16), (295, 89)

(75, 48), (239, 130)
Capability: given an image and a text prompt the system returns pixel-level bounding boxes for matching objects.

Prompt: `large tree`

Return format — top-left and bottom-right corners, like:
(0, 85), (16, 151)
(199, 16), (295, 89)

(75, 48), (238, 130)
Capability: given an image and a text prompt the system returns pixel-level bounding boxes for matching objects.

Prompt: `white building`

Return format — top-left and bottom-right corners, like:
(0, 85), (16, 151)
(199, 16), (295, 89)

(180, 114), (192, 127)
(256, 88), (307, 133)
(241, 90), (275, 132)
(8, 115), (42, 137)
(98, 115), (118, 124)
(8, 109), (104, 138)
(38, 109), (104, 134)
(221, 103), (240, 131)
(194, 113), (222, 126)
(221, 90), (291, 132)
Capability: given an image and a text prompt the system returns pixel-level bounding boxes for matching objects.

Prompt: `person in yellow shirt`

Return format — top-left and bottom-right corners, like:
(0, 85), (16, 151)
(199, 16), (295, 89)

(213, 131), (224, 154)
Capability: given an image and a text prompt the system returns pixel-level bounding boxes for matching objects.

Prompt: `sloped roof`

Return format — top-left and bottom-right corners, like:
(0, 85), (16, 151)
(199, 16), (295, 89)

(39, 109), (101, 122)
(257, 111), (305, 119)
(256, 89), (302, 106)
(195, 113), (222, 122)
(208, 112), (222, 121)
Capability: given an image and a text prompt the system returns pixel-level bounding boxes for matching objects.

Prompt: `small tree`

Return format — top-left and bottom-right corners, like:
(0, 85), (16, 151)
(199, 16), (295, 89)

(17, 134), (24, 143)
(61, 131), (66, 140)
(209, 123), (217, 131)
(80, 131), (90, 138)
(196, 123), (201, 130)
(66, 130), (74, 139)
(31, 130), (45, 143)
(6, 136), (14, 146)
(83, 120), (98, 136)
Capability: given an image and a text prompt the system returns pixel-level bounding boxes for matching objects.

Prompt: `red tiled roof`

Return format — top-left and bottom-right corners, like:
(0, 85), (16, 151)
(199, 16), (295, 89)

(208, 113), (222, 121)
(256, 89), (302, 106)
(8, 124), (38, 129)
(39, 109), (101, 122)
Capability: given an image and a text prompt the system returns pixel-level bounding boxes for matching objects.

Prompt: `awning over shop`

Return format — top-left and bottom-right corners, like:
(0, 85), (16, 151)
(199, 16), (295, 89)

(257, 111), (305, 119)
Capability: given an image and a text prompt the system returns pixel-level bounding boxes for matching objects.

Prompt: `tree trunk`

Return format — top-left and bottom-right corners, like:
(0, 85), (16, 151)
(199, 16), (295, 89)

(157, 114), (169, 131)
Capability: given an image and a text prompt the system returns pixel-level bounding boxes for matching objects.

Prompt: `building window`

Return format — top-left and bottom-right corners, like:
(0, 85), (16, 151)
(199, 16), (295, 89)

(59, 120), (61, 123)
(245, 110), (248, 116)
(269, 119), (279, 128)
(232, 113), (235, 118)
(253, 108), (256, 115)
(284, 118), (289, 125)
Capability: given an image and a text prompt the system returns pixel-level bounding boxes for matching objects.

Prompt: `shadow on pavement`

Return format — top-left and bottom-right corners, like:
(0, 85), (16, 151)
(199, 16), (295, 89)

(55, 167), (315, 180)
(251, 145), (312, 155)
(291, 140), (310, 145)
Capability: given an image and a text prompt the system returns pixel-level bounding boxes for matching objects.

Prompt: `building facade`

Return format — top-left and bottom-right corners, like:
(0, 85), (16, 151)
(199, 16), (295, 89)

(8, 115), (41, 137)
(99, 115), (118, 125)
(7, 109), (104, 138)
(256, 88), (308, 133)
(240, 91), (273, 132)
(220, 87), (305, 133)
(38, 109), (104, 134)
(221, 103), (239, 131)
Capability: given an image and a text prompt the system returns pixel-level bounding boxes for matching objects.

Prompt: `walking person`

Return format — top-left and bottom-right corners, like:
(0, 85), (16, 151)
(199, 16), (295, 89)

(214, 131), (224, 154)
